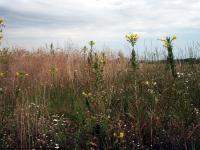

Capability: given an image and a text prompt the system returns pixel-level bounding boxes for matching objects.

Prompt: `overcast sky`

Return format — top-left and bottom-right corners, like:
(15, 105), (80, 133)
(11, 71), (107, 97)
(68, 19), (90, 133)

(0, 0), (200, 55)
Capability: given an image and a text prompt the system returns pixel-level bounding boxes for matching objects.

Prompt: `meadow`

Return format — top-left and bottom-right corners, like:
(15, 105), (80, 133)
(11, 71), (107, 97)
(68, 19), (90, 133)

(0, 43), (200, 149)
(1, 18), (200, 149)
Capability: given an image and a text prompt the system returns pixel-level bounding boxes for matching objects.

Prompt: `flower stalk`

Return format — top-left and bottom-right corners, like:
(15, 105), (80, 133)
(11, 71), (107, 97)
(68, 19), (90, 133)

(160, 36), (177, 78)
(125, 34), (139, 71)
(125, 33), (140, 115)
(88, 41), (95, 65)
(0, 17), (5, 46)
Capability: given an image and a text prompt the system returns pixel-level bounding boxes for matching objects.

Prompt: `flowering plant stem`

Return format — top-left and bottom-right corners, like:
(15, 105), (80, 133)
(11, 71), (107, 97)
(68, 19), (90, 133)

(160, 36), (177, 78)
(167, 45), (177, 78)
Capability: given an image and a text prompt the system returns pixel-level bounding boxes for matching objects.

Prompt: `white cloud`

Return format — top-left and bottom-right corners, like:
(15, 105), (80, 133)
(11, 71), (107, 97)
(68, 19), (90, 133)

(0, 0), (200, 50)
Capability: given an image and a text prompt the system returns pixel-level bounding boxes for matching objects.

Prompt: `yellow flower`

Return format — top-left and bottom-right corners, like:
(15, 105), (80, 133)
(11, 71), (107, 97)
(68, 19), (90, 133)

(125, 33), (139, 44)
(159, 36), (177, 48)
(82, 91), (92, 98)
(172, 35), (177, 41)
(49, 66), (58, 73)
(100, 59), (104, 63)
(159, 37), (166, 42)
(119, 132), (124, 139)
(82, 91), (87, 97)
(88, 92), (92, 97)
(113, 132), (117, 137)
(0, 17), (4, 25)
(16, 72), (20, 77)
(16, 71), (29, 79)
(0, 72), (4, 77)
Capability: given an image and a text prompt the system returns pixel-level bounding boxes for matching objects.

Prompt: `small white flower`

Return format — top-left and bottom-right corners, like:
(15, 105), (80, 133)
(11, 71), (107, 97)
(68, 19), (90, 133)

(53, 119), (58, 122)
(194, 108), (199, 115)
(55, 143), (59, 149)
(31, 102), (36, 106)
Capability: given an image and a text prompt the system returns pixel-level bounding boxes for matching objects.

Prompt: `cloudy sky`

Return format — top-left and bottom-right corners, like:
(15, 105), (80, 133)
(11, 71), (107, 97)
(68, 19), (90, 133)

(0, 0), (200, 54)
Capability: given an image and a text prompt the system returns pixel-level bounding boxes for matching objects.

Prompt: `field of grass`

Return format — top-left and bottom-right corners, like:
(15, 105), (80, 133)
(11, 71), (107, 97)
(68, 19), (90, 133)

(0, 41), (200, 149)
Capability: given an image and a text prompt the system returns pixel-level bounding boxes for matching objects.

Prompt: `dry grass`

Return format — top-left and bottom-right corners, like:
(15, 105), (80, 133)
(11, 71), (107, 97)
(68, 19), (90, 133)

(0, 47), (200, 149)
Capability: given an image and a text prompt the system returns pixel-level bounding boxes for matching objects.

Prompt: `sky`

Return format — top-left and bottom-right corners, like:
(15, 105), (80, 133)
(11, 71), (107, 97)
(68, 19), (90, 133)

(0, 0), (200, 56)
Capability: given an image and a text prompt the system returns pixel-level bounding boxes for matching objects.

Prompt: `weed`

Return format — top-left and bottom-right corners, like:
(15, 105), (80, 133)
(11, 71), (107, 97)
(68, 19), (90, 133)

(160, 36), (177, 78)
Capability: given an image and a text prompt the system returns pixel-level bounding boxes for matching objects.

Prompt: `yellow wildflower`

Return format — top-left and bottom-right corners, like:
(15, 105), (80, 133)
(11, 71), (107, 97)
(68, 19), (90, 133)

(0, 17), (4, 44)
(125, 33), (139, 45)
(119, 132), (124, 139)
(49, 66), (58, 74)
(16, 71), (29, 79)
(16, 72), (20, 77)
(113, 132), (117, 137)
(0, 17), (4, 25)
(82, 91), (92, 98)
(159, 36), (177, 48)
(159, 37), (166, 42)
(82, 91), (87, 97)
(172, 35), (177, 41)
(0, 72), (4, 77)
(88, 92), (92, 97)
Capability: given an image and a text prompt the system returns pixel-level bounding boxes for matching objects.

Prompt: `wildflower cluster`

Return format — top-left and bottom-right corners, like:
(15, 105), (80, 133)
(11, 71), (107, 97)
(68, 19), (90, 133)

(82, 91), (92, 98)
(143, 79), (158, 99)
(15, 71), (29, 97)
(144, 80), (157, 87)
(82, 41), (107, 115)
(16, 71), (29, 79)
(177, 72), (184, 78)
(92, 52), (106, 89)
(125, 34), (139, 47)
(113, 132), (124, 139)
(159, 36), (176, 48)
(86, 41), (106, 90)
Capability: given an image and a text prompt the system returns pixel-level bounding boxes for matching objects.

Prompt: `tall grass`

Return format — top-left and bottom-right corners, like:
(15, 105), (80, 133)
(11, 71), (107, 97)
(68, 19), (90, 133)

(0, 42), (200, 149)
